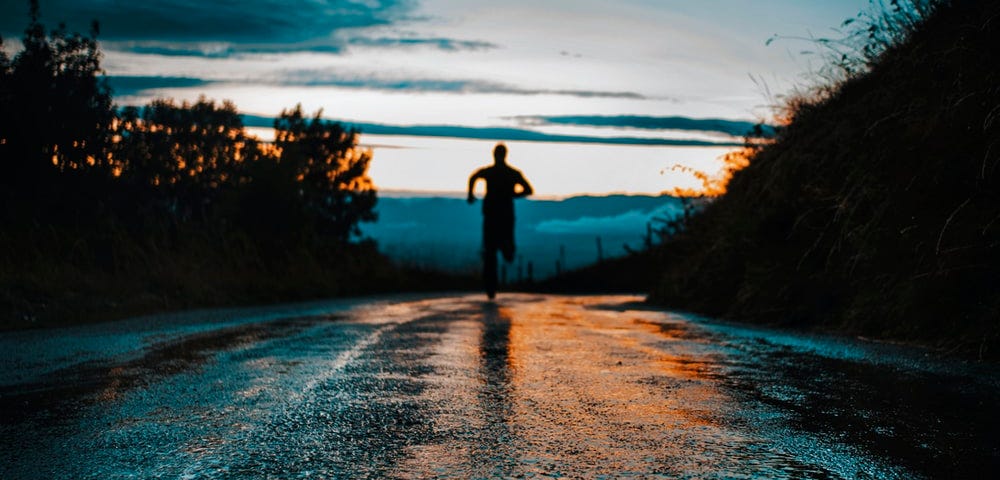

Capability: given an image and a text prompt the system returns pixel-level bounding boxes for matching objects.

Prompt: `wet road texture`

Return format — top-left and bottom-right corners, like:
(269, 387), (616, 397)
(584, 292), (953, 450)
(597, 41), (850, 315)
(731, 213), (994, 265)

(1, 294), (997, 479)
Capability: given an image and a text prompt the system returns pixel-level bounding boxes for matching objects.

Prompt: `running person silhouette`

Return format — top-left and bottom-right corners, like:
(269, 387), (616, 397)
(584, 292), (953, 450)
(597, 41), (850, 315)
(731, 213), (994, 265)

(467, 143), (533, 299)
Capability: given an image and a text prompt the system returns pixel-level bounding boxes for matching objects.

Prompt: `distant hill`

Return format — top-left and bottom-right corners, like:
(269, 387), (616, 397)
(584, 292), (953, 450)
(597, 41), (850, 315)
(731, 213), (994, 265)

(648, 0), (1000, 357)
(363, 194), (681, 278)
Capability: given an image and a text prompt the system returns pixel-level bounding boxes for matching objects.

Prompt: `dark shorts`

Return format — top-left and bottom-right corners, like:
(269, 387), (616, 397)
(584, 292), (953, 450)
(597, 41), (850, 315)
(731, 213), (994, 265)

(483, 211), (515, 262)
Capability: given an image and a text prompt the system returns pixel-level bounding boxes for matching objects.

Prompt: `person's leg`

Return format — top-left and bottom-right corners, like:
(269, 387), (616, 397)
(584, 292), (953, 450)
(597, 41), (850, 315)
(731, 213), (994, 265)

(483, 245), (497, 299)
(499, 213), (515, 263)
(483, 218), (499, 299)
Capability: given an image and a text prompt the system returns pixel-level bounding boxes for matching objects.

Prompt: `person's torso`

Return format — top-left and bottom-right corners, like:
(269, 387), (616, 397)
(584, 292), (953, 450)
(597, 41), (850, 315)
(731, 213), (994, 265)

(481, 165), (521, 213)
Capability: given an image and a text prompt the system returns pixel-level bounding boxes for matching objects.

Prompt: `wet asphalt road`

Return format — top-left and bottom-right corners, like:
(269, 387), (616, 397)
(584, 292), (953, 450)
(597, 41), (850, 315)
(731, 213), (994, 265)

(1, 293), (997, 479)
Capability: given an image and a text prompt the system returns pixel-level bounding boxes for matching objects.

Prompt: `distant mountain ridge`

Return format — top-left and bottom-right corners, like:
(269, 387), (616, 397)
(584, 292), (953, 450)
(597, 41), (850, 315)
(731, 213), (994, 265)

(363, 194), (682, 278)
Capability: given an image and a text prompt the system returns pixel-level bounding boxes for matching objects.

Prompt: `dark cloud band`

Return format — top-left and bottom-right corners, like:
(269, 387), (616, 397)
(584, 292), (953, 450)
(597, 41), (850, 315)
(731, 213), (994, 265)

(275, 69), (645, 98)
(347, 36), (497, 51)
(512, 115), (776, 138)
(105, 73), (646, 100)
(0, 0), (411, 44)
(239, 114), (742, 147)
(107, 35), (496, 58)
(2, 1), (496, 57)
(106, 76), (214, 97)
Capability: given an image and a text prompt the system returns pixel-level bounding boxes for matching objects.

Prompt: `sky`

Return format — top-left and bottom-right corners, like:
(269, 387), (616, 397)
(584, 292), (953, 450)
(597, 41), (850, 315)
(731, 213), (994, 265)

(1, 0), (870, 196)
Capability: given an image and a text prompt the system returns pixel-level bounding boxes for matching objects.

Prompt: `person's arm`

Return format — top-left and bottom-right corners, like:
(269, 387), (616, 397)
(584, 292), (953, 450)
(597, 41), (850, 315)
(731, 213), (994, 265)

(467, 170), (483, 204)
(514, 172), (533, 198)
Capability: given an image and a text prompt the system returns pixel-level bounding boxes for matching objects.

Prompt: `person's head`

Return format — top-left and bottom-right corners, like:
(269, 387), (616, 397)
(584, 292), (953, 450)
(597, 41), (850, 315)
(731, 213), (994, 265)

(493, 143), (507, 164)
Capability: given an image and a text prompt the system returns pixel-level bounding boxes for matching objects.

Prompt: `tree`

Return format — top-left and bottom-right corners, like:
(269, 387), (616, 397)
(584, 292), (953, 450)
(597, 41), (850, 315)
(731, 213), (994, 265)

(274, 105), (377, 241)
(0, 1), (377, 248)
(0, 0), (114, 198)
(0, 0), (114, 176)
(113, 98), (257, 221)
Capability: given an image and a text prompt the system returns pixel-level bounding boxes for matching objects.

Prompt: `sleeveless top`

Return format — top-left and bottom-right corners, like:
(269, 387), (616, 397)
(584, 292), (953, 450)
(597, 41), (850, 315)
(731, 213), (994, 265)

(474, 164), (526, 216)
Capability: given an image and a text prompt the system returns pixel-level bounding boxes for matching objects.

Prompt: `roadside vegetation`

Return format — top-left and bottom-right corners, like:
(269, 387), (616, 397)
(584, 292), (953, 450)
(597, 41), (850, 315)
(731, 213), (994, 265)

(0, 1), (470, 329)
(646, 0), (999, 358)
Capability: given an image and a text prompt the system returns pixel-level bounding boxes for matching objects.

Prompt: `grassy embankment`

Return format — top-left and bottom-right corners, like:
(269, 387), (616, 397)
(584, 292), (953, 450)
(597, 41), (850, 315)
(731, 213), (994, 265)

(1, 223), (474, 330)
(642, 0), (999, 358)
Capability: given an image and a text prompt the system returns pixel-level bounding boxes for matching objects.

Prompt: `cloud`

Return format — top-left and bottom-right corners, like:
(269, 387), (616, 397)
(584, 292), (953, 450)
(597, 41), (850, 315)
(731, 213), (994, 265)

(534, 204), (682, 235)
(239, 114), (742, 146)
(110, 41), (350, 58)
(105, 75), (214, 96)
(2, 1), (497, 57)
(106, 35), (496, 58)
(0, 0), (413, 45)
(512, 115), (776, 138)
(105, 70), (646, 100)
(271, 69), (646, 98)
(113, 43), (244, 58)
(347, 36), (497, 51)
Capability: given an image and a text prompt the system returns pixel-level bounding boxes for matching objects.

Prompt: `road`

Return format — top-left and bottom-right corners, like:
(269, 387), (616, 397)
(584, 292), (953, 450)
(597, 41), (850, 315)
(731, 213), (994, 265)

(1, 293), (997, 479)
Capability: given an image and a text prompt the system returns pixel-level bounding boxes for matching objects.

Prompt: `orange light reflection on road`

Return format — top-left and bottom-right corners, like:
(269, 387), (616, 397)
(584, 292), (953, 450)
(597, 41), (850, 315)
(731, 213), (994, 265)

(97, 366), (126, 402)
(503, 296), (741, 474)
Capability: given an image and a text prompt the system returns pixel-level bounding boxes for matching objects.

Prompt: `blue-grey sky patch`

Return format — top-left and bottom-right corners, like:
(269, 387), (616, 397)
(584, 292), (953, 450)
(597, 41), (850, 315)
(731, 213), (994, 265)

(512, 115), (776, 138)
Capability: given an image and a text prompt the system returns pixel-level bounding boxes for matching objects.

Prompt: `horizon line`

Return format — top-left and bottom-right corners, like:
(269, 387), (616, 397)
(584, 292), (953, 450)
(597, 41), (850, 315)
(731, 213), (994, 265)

(378, 188), (677, 201)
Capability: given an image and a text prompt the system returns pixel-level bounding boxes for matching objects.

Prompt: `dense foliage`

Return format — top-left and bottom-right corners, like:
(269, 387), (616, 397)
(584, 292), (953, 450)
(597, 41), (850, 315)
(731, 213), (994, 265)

(0, 9), (375, 239)
(0, 2), (418, 327)
(650, 0), (1000, 357)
